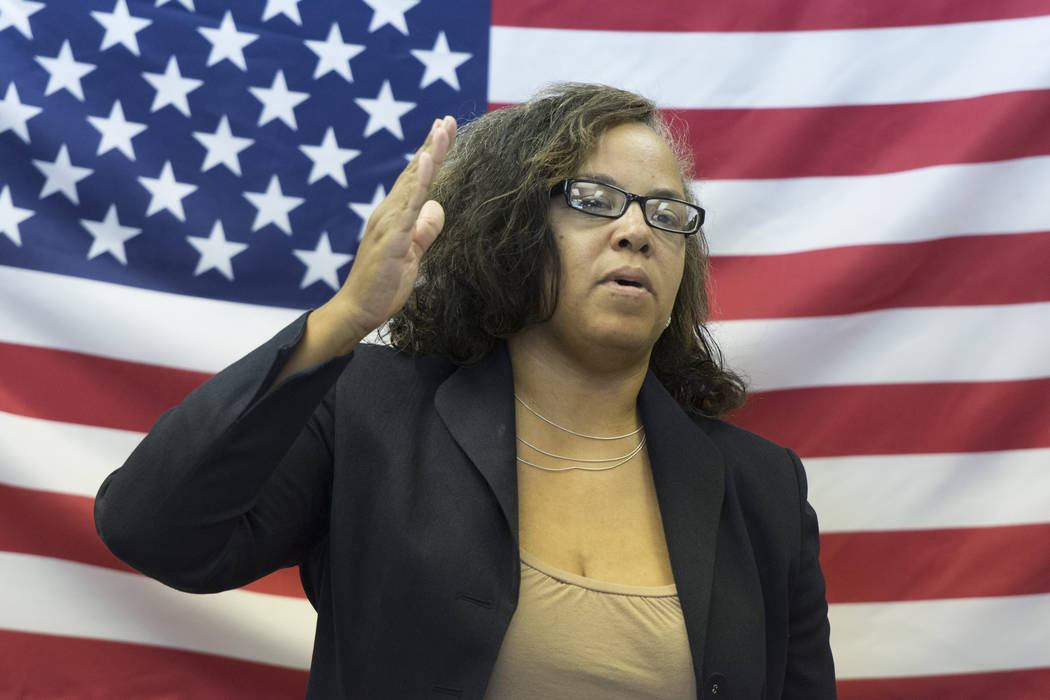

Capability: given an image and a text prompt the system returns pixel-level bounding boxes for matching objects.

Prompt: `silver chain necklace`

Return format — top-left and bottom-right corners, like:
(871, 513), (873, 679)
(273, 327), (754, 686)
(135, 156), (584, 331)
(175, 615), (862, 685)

(514, 395), (644, 440)
(513, 394), (646, 472)
(516, 435), (647, 472)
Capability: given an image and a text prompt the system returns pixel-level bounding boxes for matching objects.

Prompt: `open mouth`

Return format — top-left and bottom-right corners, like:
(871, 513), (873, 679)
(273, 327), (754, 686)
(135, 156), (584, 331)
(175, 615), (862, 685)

(614, 279), (644, 288)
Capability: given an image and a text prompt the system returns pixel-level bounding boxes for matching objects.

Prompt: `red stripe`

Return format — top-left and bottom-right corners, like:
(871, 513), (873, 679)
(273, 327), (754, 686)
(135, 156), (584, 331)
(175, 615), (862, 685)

(673, 90), (1050, 179)
(7, 344), (1050, 461)
(707, 232), (1050, 320)
(0, 341), (210, 432)
(838, 666), (1050, 700)
(0, 629), (307, 699)
(821, 524), (1050, 603)
(0, 483), (307, 599)
(730, 379), (1050, 458)
(495, 90), (1050, 180)
(491, 0), (1050, 31)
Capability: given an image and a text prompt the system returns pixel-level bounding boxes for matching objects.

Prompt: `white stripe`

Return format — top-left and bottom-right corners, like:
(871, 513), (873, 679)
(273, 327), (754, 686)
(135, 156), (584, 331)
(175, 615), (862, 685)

(7, 408), (1046, 535)
(806, 448), (1050, 533)
(0, 264), (301, 372)
(710, 302), (1050, 390)
(0, 552), (314, 668)
(698, 156), (1050, 256)
(489, 17), (1050, 108)
(6, 267), (1048, 390)
(0, 552), (314, 669)
(830, 592), (1050, 678)
(0, 411), (143, 498)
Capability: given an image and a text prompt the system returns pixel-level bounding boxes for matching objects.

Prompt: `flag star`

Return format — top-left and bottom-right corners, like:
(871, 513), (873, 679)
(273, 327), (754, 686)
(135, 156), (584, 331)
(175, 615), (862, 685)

(300, 127), (360, 187)
(348, 184), (386, 240)
(354, 81), (414, 140)
(305, 23), (365, 82)
(244, 175), (304, 234)
(262, 0), (302, 26)
(0, 185), (34, 246)
(293, 232), (353, 290)
(198, 10), (257, 71)
(411, 32), (472, 90)
(187, 220), (248, 280)
(138, 160), (197, 221)
(35, 40), (96, 102)
(91, 0), (151, 56)
(143, 55), (203, 117)
(193, 115), (254, 175)
(249, 70), (309, 130)
(32, 144), (93, 205)
(155, 0), (193, 9)
(0, 0), (44, 39)
(80, 204), (141, 265)
(87, 100), (146, 159)
(0, 82), (42, 142)
(361, 0), (419, 35)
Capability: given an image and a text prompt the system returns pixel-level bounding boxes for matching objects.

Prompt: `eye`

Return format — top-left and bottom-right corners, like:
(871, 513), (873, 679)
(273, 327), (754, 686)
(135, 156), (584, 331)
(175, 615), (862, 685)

(649, 200), (686, 228)
(569, 184), (619, 214)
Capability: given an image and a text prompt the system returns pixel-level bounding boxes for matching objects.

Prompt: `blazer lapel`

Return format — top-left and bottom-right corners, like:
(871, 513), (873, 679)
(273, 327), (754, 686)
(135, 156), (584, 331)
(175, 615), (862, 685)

(434, 343), (519, 544)
(638, 372), (726, 678)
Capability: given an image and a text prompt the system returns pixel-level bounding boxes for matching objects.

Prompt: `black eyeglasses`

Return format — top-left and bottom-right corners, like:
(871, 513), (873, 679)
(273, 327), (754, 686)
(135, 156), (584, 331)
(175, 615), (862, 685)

(552, 179), (705, 236)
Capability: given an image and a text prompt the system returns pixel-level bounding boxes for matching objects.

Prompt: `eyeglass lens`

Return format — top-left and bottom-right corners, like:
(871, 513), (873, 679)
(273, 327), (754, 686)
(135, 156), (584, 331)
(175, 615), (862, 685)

(565, 180), (700, 233)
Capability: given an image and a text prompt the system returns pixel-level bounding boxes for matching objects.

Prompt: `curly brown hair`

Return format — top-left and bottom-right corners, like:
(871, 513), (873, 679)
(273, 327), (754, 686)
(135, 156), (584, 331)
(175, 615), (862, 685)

(387, 83), (746, 418)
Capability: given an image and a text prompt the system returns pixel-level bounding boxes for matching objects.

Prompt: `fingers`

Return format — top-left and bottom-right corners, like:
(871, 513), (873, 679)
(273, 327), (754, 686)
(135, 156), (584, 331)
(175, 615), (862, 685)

(394, 116), (456, 234)
(409, 116), (455, 194)
(429, 116), (456, 169)
(362, 115), (457, 246)
(407, 116), (456, 180)
(414, 116), (455, 202)
(410, 152), (434, 211)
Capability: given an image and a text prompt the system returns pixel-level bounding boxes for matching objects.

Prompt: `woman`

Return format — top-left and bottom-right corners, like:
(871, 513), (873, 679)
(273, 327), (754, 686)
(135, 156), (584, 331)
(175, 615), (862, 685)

(95, 83), (836, 698)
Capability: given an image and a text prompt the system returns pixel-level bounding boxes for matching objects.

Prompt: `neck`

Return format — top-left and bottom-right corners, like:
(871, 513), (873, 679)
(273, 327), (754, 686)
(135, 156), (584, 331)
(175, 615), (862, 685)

(506, 330), (650, 437)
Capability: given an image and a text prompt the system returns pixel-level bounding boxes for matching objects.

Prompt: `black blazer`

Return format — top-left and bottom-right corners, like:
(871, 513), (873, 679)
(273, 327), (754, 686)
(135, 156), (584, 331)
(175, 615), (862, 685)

(95, 315), (836, 699)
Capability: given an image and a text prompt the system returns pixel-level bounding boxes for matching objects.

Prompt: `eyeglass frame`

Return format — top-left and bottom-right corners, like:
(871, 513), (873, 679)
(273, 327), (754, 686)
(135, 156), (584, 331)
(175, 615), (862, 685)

(551, 178), (705, 236)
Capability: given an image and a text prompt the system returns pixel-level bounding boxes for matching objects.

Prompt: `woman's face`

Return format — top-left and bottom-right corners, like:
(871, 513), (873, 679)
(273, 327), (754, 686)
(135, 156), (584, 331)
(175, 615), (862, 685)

(534, 122), (689, 366)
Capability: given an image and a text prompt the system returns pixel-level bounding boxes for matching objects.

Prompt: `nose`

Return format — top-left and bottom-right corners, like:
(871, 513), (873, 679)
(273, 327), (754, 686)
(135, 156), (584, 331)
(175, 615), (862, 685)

(613, 201), (652, 254)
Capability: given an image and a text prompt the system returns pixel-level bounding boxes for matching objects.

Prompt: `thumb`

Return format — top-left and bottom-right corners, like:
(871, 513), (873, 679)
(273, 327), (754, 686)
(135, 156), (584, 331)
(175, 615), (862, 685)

(414, 199), (445, 253)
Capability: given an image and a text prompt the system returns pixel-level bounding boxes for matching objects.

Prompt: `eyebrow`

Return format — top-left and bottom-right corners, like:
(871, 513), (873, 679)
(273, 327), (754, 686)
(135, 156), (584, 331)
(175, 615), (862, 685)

(575, 172), (686, 200)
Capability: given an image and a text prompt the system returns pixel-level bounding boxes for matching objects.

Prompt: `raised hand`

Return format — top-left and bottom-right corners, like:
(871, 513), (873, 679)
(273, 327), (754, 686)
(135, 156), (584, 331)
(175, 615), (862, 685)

(274, 116), (457, 381)
(332, 115), (457, 343)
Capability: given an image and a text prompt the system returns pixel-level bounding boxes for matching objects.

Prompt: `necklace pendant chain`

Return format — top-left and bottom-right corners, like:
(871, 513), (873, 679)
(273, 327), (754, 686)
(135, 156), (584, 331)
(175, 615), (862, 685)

(517, 435), (647, 473)
(514, 395), (643, 440)
(513, 394), (646, 473)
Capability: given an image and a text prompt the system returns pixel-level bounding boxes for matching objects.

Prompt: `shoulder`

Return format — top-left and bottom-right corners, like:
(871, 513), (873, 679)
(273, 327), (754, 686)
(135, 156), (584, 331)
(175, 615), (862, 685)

(695, 416), (797, 467)
(694, 415), (807, 546)
(695, 414), (802, 491)
(338, 343), (458, 392)
(640, 371), (804, 520)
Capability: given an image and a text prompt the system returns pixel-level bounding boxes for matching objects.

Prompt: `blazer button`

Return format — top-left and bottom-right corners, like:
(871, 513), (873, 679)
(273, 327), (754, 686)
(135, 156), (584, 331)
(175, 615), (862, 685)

(705, 673), (727, 696)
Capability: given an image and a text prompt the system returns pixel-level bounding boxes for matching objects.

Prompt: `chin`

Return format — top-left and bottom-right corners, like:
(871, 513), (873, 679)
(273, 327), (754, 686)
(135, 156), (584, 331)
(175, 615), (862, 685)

(583, 320), (663, 356)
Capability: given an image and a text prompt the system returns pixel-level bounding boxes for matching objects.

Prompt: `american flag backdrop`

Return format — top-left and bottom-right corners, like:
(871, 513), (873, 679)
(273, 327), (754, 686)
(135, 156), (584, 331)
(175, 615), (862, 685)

(1, 0), (1049, 697)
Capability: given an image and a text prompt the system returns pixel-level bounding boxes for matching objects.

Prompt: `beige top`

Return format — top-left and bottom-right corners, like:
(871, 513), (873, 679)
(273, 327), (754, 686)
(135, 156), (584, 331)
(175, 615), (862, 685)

(483, 549), (697, 699)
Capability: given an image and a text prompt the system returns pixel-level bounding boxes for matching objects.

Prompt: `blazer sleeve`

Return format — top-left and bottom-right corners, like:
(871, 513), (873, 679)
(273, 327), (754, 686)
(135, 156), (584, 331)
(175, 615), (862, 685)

(94, 313), (352, 594)
(783, 448), (838, 699)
